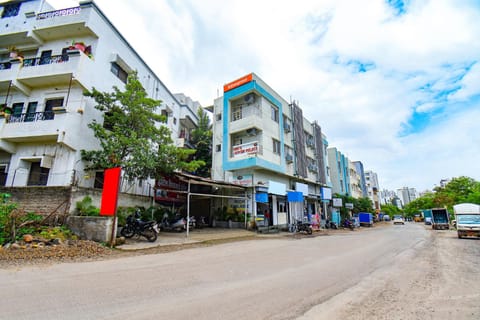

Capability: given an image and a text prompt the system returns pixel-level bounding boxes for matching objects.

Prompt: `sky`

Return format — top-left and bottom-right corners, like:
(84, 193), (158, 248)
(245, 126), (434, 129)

(48, 0), (480, 192)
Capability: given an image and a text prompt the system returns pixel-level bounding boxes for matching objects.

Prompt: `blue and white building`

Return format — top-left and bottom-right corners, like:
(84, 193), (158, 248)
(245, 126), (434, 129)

(210, 73), (331, 227)
(327, 147), (350, 196)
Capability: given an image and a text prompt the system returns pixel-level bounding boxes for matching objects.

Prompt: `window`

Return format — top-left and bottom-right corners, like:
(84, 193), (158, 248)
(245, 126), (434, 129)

(161, 110), (168, 118)
(0, 165), (7, 186)
(110, 62), (128, 83)
(272, 139), (281, 154)
(216, 144), (221, 152)
(27, 162), (49, 186)
(39, 50), (52, 65)
(173, 117), (177, 125)
(232, 105), (242, 121)
(25, 102), (37, 122)
(216, 113), (222, 121)
(271, 105), (279, 122)
(45, 98), (63, 120)
(12, 102), (24, 117)
(94, 171), (104, 189)
(1, 3), (21, 18)
(283, 115), (291, 132)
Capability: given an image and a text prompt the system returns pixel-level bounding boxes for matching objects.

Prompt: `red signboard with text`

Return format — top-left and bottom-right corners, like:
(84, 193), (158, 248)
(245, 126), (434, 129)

(223, 73), (253, 92)
(100, 167), (121, 216)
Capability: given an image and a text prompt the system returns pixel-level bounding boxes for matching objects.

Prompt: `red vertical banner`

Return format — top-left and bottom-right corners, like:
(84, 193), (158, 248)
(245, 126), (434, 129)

(100, 167), (122, 216)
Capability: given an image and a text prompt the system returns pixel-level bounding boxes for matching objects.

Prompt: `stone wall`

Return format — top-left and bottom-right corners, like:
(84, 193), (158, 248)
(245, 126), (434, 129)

(66, 216), (116, 243)
(0, 186), (72, 216)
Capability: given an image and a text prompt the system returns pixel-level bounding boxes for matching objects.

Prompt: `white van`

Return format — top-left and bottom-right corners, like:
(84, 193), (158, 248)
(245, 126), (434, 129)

(453, 203), (480, 239)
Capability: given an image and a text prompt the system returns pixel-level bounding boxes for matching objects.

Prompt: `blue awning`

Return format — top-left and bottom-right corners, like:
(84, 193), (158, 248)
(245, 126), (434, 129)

(255, 193), (268, 203)
(287, 191), (303, 202)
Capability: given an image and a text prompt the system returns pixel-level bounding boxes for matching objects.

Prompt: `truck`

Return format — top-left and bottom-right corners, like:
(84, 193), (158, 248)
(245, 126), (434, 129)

(430, 208), (450, 230)
(422, 209), (432, 225)
(358, 212), (373, 227)
(453, 203), (480, 239)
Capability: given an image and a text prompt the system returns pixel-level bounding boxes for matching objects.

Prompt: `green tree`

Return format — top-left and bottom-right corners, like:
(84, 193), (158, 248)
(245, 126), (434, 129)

(434, 176), (480, 205)
(403, 192), (435, 216)
(333, 194), (373, 220)
(190, 107), (212, 178)
(354, 197), (374, 214)
(381, 203), (402, 218)
(81, 72), (203, 179)
(403, 177), (480, 215)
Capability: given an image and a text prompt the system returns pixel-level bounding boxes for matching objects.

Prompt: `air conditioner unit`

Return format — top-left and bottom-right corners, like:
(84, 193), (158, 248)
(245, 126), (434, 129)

(244, 93), (255, 104)
(307, 138), (315, 147)
(246, 128), (257, 136)
(284, 123), (291, 132)
(285, 154), (293, 163)
(308, 164), (318, 171)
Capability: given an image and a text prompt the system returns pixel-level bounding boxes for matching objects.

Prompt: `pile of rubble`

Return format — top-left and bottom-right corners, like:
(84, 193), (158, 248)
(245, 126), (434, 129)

(0, 234), (120, 268)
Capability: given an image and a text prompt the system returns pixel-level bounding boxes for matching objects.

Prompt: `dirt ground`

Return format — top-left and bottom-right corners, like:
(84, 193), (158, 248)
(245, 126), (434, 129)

(300, 227), (480, 320)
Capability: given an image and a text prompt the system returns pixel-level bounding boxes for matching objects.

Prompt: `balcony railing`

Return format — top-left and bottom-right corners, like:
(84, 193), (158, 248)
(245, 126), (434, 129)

(7, 111), (54, 123)
(0, 62), (12, 70)
(22, 55), (68, 68)
(36, 7), (82, 20)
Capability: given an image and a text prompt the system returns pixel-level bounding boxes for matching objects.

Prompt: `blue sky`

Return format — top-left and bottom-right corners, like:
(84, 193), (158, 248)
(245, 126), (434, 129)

(51, 0), (480, 192)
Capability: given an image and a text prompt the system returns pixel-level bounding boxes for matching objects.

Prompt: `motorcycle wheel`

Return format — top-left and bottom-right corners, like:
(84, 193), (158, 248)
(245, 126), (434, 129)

(143, 229), (158, 242)
(120, 226), (135, 238)
(307, 228), (312, 235)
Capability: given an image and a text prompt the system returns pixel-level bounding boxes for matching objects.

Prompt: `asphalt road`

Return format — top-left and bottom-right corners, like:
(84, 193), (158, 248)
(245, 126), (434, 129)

(1, 223), (478, 320)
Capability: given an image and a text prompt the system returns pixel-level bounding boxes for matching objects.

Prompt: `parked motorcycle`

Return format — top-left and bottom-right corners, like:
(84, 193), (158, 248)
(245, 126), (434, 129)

(325, 220), (338, 229)
(187, 215), (196, 229)
(342, 219), (355, 231)
(159, 213), (186, 232)
(121, 210), (159, 242)
(196, 216), (208, 229)
(295, 220), (313, 235)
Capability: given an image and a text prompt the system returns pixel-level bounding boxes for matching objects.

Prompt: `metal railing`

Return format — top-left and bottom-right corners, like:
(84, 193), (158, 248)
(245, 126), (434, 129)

(7, 111), (55, 123)
(0, 62), (12, 70)
(22, 55), (68, 67)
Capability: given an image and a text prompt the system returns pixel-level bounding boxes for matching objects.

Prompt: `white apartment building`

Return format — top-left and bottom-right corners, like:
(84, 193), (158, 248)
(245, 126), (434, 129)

(0, 0), (198, 195)
(209, 73), (331, 227)
(365, 170), (381, 212)
(396, 187), (418, 207)
(348, 160), (363, 199)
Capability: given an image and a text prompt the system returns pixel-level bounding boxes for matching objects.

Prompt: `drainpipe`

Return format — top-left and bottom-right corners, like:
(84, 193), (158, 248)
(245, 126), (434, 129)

(4, 81), (12, 106)
(66, 74), (73, 107)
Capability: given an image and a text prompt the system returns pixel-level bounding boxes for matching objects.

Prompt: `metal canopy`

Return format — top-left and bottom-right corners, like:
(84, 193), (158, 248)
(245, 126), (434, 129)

(167, 172), (248, 238)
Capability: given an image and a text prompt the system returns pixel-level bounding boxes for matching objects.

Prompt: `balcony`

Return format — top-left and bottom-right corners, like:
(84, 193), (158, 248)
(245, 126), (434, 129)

(6, 111), (55, 123)
(14, 51), (95, 90)
(0, 111), (68, 143)
(230, 104), (263, 134)
(32, 6), (98, 41)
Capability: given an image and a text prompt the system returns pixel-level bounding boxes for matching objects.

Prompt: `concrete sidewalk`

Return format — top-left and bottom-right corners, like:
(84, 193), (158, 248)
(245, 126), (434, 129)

(116, 228), (258, 251)
(115, 224), (375, 251)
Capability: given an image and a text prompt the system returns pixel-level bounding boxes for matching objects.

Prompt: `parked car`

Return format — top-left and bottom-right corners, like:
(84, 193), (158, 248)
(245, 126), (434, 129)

(393, 215), (404, 225)
(383, 215), (391, 221)
(424, 217), (432, 225)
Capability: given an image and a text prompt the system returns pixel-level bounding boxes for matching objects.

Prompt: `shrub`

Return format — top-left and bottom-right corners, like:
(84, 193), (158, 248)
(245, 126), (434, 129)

(75, 196), (100, 216)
